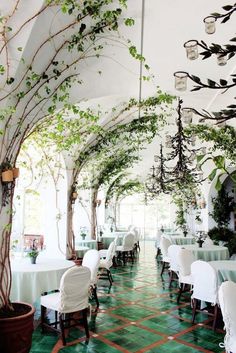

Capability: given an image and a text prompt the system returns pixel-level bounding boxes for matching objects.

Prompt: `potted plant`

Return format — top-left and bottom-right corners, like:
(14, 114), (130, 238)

(208, 185), (236, 255)
(26, 239), (40, 264)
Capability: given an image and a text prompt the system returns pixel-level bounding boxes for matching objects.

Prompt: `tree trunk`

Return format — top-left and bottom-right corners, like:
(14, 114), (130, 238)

(0, 185), (14, 310)
(91, 188), (98, 240)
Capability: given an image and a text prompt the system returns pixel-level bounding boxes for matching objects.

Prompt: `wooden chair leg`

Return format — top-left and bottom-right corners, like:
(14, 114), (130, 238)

(59, 313), (66, 346)
(192, 298), (198, 324)
(92, 286), (99, 309)
(82, 308), (89, 341)
(122, 252), (126, 264)
(177, 283), (183, 303)
(212, 304), (218, 331)
(156, 247), (161, 258)
(169, 270), (174, 288)
(160, 261), (166, 276)
(137, 241), (140, 251)
(107, 269), (113, 285)
(41, 305), (46, 333)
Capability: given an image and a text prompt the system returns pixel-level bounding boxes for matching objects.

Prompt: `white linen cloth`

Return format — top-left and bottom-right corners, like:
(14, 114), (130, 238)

(10, 257), (74, 304)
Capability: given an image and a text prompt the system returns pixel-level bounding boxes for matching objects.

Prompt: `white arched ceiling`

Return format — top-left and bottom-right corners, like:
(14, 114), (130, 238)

(1, 0), (235, 179)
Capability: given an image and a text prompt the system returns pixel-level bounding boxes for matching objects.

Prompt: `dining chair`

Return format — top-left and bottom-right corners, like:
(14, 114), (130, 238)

(82, 249), (100, 309)
(116, 232), (135, 264)
(98, 241), (116, 285)
(167, 244), (181, 287)
(177, 248), (195, 303)
(204, 237), (214, 246)
(159, 236), (171, 276)
(40, 266), (91, 346)
(133, 227), (140, 251)
(191, 260), (219, 330)
(155, 230), (162, 259)
(219, 281), (236, 353)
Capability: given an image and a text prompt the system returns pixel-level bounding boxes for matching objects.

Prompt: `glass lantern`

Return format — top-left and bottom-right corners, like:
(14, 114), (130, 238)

(217, 53), (227, 66)
(182, 108), (193, 124)
(174, 72), (188, 91)
(184, 40), (199, 60)
(203, 16), (216, 34)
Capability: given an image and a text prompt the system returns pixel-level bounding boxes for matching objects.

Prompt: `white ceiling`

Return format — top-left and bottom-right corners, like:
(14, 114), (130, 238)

(2, 0), (235, 181)
(116, 0), (236, 180)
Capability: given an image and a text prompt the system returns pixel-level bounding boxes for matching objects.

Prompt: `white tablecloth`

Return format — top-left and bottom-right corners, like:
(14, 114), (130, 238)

(209, 260), (236, 286)
(10, 258), (74, 304)
(182, 244), (230, 261)
(75, 239), (97, 249)
(170, 235), (195, 245)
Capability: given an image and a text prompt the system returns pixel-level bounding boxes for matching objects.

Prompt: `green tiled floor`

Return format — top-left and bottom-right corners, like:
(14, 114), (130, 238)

(30, 241), (225, 353)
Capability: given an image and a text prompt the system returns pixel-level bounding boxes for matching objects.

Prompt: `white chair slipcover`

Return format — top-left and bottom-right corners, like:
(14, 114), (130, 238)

(219, 281), (236, 353)
(177, 249), (195, 303)
(41, 265), (91, 345)
(82, 249), (100, 308)
(160, 236), (171, 276)
(204, 237), (214, 246)
(191, 260), (219, 329)
(116, 232), (135, 264)
(168, 244), (181, 287)
(99, 241), (116, 285)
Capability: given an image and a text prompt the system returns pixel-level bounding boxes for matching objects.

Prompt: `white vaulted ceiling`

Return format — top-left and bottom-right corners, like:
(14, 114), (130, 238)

(2, 0), (235, 179)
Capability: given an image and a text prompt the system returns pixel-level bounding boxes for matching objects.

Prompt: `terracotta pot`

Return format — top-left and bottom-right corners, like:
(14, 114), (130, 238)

(13, 167), (20, 178)
(0, 302), (35, 353)
(1, 170), (13, 182)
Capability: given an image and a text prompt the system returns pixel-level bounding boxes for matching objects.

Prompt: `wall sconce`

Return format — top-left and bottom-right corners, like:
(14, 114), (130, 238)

(184, 40), (199, 60)
(203, 16), (216, 34)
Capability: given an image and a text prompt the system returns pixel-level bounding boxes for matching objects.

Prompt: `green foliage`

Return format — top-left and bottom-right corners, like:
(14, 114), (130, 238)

(105, 174), (143, 206)
(188, 124), (236, 190)
(210, 186), (235, 228)
(208, 227), (236, 256)
(188, 124), (236, 161)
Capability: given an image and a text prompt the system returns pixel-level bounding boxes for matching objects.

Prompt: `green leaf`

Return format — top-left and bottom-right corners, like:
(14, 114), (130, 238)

(208, 168), (217, 181)
(213, 155), (225, 169)
(222, 5), (233, 11)
(220, 79), (228, 86)
(215, 175), (223, 191)
(207, 79), (216, 87)
(196, 154), (205, 163)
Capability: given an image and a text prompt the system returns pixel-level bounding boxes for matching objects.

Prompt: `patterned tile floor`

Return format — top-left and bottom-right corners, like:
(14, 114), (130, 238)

(30, 241), (226, 353)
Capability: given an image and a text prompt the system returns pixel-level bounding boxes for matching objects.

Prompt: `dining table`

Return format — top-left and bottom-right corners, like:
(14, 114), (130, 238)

(170, 235), (196, 245)
(101, 232), (125, 249)
(75, 239), (97, 249)
(10, 257), (75, 304)
(209, 260), (236, 286)
(181, 244), (230, 261)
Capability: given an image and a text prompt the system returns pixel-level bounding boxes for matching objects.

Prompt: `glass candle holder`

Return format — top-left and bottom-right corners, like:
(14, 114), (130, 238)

(217, 53), (227, 66)
(184, 40), (199, 60)
(203, 16), (216, 34)
(174, 72), (188, 91)
(182, 108), (193, 124)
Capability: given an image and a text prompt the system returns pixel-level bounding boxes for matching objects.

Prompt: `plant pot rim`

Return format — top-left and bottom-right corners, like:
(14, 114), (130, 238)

(0, 302), (35, 321)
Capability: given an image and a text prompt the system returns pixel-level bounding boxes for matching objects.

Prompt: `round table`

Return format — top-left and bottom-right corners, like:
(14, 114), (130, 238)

(182, 244), (230, 261)
(209, 260), (236, 286)
(10, 257), (74, 304)
(170, 235), (195, 245)
(74, 245), (90, 258)
(102, 234), (124, 249)
(75, 239), (97, 249)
